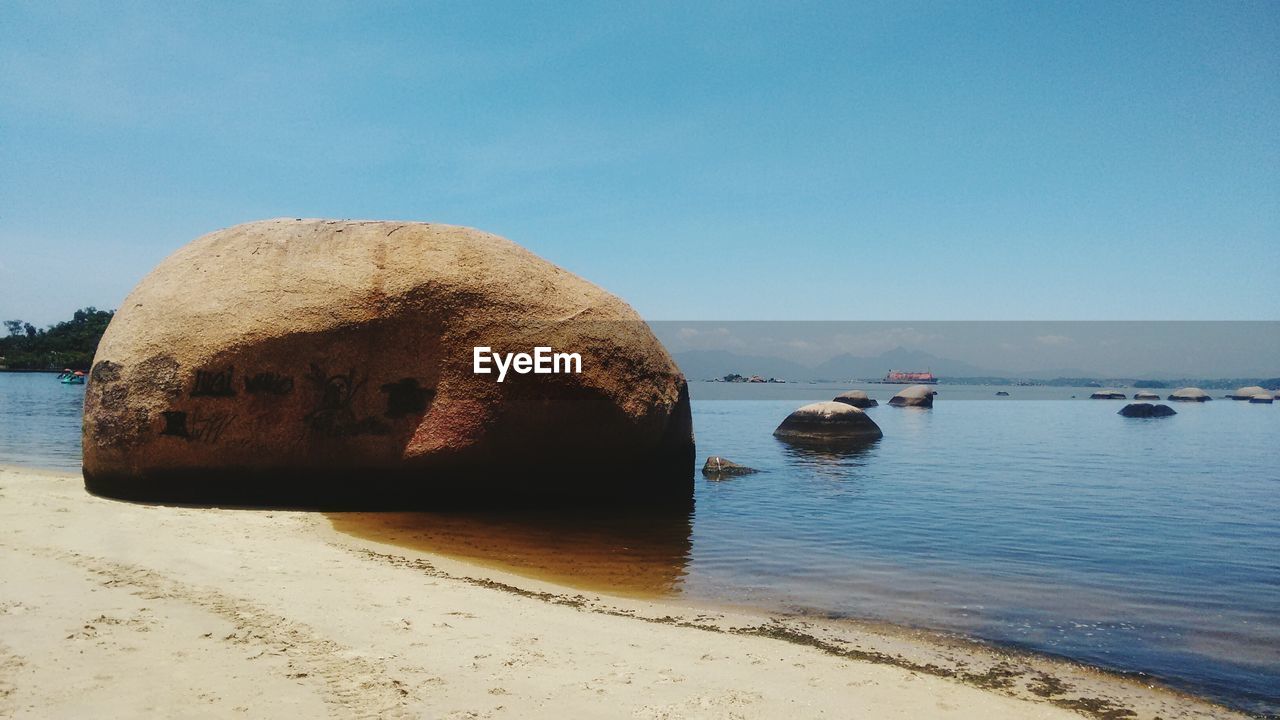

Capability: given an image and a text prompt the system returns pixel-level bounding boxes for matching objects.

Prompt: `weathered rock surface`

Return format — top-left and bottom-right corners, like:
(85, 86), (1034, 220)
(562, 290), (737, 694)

(773, 402), (883, 443)
(1229, 385), (1267, 400)
(1167, 387), (1211, 402)
(701, 456), (758, 479)
(1132, 391), (1161, 400)
(82, 219), (694, 505)
(1090, 391), (1127, 400)
(888, 385), (935, 407)
(1249, 394), (1274, 404)
(832, 390), (877, 408)
(1119, 403), (1176, 418)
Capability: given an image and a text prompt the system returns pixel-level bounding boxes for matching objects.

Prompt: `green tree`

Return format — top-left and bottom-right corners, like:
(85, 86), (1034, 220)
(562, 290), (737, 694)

(0, 307), (115, 370)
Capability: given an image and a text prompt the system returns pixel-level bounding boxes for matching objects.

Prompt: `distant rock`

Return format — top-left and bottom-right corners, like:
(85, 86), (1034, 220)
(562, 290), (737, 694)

(773, 401), (883, 443)
(832, 390), (877, 408)
(995, 391), (1010, 396)
(701, 456), (758, 479)
(1132, 391), (1161, 400)
(1229, 385), (1267, 400)
(1119, 403), (1176, 418)
(1167, 387), (1211, 402)
(1248, 394), (1274, 404)
(1090, 391), (1127, 400)
(888, 385), (935, 408)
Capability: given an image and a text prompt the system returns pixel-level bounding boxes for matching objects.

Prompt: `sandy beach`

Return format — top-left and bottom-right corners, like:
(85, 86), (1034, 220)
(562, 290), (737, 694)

(0, 466), (1247, 719)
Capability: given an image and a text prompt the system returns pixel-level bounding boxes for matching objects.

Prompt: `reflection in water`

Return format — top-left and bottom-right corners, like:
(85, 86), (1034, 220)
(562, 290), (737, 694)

(328, 501), (694, 598)
(775, 435), (880, 463)
(775, 436), (880, 480)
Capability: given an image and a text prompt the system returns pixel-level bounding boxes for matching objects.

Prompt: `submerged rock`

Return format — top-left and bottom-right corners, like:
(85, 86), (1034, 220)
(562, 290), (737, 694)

(773, 401), (883, 443)
(82, 219), (694, 505)
(1167, 387), (1211, 402)
(888, 384), (935, 408)
(701, 456), (758, 479)
(832, 390), (877, 408)
(995, 391), (1010, 396)
(1229, 385), (1267, 400)
(1090, 391), (1127, 400)
(1119, 403), (1176, 418)
(1132, 391), (1161, 400)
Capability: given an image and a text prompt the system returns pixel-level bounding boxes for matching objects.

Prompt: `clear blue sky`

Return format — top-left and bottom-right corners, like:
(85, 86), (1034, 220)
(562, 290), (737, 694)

(2, 1), (1277, 326)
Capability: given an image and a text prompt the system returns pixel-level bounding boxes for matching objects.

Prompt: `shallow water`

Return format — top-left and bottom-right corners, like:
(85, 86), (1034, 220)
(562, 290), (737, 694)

(682, 385), (1279, 716)
(0, 372), (85, 471)
(3, 372), (1277, 714)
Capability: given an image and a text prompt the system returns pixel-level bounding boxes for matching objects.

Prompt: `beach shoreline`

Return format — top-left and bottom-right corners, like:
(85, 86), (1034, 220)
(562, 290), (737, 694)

(0, 465), (1248, 719)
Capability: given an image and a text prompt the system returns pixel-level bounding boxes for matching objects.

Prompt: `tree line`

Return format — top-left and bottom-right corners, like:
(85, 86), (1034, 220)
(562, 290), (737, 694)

(0, 307), (114, 371)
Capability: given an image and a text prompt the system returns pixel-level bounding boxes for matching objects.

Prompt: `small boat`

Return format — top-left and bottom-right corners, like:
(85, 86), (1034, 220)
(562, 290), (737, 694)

(58, 370), (86, 385)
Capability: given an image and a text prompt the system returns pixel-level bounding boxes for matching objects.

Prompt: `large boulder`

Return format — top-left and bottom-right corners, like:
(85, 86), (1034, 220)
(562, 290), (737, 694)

(1229, 385), (1267, 400)
(1119, 403), (1176, 418)
(1167, 387), (1211, 402)
(773, 401), (883, 443)
(832, 390), (877, 408)
(1132, 391), (1161, 400)
(888, 384), (935, 407)
(1249, 394), (1274, 404)
(83, 219), (694, 505)
(1089, 391), (1127, 400)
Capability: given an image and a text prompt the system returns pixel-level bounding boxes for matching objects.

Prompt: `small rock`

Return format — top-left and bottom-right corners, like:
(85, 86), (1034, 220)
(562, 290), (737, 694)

(773, 401), (883, 442)
(701, 456), (758, 479)
(832, 390), (877, 408)
(888, 385), (935, 408)
(1229, 385), (1267, 400)
(1119, 403), (1176, 418)
(1167, 387), (1211, 402)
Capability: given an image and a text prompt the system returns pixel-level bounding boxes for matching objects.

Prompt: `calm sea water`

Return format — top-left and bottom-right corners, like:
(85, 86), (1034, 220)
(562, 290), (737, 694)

(0, 372), (85, 471)
(2, 372), (1277, 714)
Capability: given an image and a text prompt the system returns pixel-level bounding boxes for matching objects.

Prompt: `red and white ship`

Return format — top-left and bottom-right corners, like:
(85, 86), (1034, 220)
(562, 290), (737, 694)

(875, 370), (938, 384)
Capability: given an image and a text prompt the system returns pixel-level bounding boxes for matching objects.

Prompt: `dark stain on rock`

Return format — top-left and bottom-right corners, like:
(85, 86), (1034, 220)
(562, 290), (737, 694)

(380, 378), (434, 418)
(135, 355), (185, 398)
(90, 360), (122, 384)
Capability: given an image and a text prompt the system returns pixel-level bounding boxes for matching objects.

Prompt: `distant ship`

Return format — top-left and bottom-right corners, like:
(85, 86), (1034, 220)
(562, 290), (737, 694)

(871, 369), (938, 384)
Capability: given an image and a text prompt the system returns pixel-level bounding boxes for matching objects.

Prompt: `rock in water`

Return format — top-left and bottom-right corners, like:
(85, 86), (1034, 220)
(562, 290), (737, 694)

(701, 456), (758, 479)
(1167, 387), (1211, 402)
(832, 390), (877, 408)
(82, 219), (694, 505)
(1133, 391), (1161, 400)
(1229, 385), (1267, 400)
(1119, 403), (1176, 418)
(888, 384), (935, 407)
(1090, 391), (1127, 400)
(1249, 394), (1274, 404)
(773, 402), (883, 443)
(995, 391), (1010, 396)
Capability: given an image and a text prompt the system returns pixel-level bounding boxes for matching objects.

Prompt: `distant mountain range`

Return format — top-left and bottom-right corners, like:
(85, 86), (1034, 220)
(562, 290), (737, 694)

(672, 346), (1104, 382)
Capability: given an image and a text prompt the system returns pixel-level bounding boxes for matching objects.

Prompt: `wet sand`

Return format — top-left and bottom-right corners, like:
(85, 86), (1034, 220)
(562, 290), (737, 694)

(326, 507), (694, 598)
(0, 466), (1247, 719)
